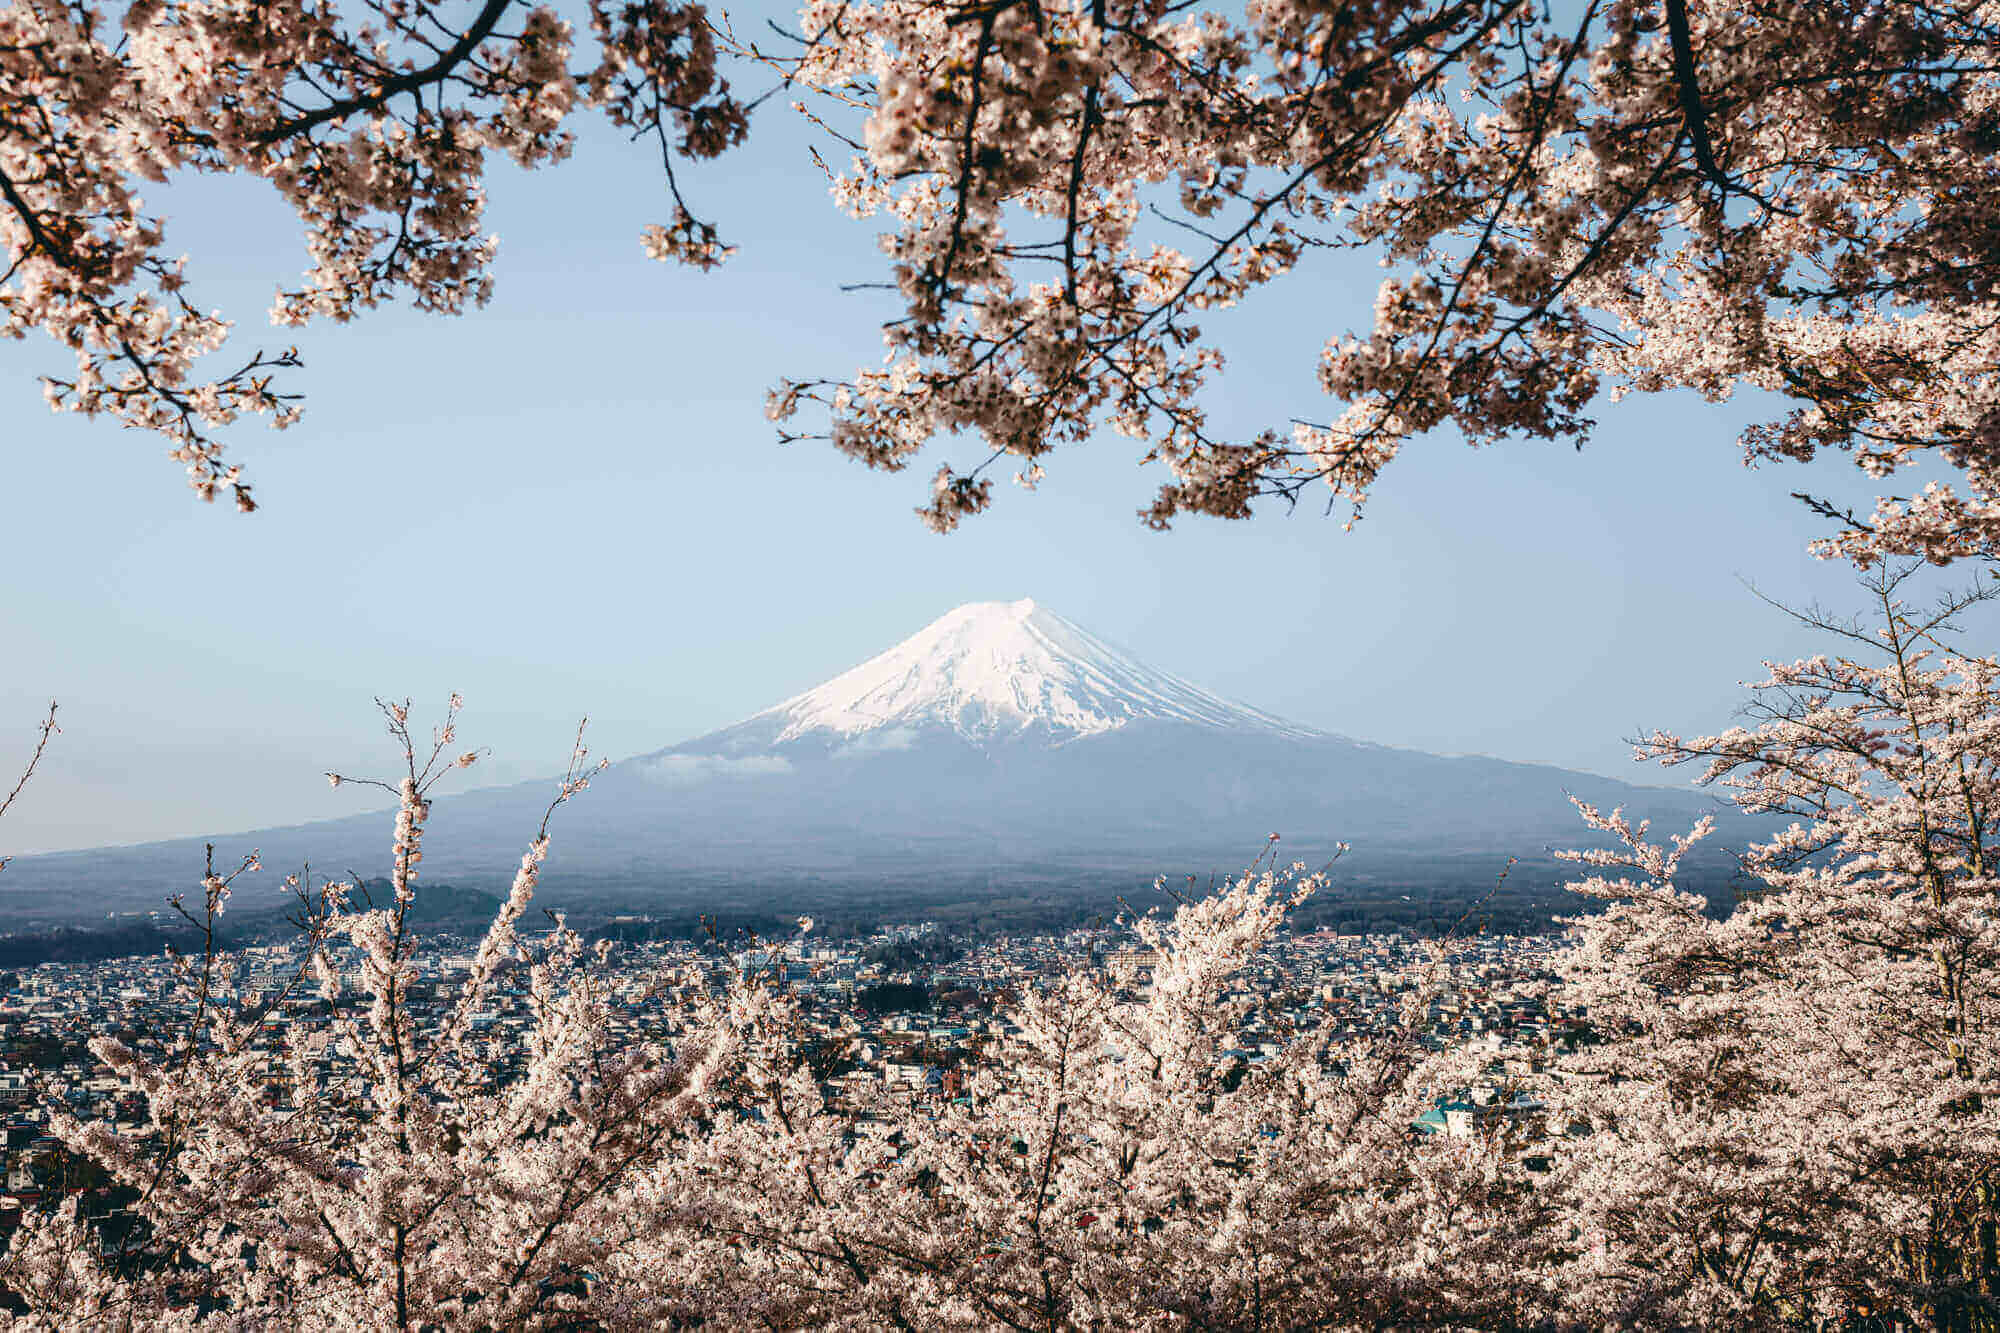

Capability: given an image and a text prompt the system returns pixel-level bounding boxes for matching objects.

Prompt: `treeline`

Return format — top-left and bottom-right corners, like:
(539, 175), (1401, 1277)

(0, 880), (505, 970)
(574, 850), (1742, 948)
(5, 857), (1741, 971)
(0, 921), (217, 969)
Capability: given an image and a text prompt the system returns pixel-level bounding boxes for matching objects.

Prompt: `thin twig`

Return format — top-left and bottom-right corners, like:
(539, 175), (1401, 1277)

(0, 700), (59, 876)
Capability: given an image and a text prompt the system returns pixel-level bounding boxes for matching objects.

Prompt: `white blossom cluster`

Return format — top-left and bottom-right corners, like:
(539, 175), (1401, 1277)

(1, 0), (746, 510)
(754, 0), (2000, 559)
(15, 2), (2000, 553)
(1537, 566), (2000, 1325)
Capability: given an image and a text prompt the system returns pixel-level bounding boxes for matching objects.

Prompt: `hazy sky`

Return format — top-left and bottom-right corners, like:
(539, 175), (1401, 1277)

(0, 34), (1941, 853)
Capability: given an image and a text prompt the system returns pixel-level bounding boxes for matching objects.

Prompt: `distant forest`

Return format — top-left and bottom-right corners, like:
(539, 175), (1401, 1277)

(0, 851), (1751, 970)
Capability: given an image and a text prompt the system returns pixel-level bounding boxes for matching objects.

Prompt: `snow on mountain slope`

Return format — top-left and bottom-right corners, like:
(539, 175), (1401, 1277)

(728, 599), (1323, 749)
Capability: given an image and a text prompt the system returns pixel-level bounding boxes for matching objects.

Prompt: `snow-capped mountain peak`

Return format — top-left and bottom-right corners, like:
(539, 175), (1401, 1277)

(746, 599), (1321, 747)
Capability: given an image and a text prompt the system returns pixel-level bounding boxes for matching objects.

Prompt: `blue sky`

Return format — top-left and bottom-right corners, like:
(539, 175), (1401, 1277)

(0, 43), (1924, 853)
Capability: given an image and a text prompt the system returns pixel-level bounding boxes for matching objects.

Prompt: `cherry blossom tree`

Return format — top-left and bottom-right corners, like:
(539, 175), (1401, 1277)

(2, 0), (746, 510)
(760, 0), (2000, 558)
(649, 853), (1575, 1328)
(0, 724), (1586, 1327)
(18, 1), (2000, 561)
(1544, 565), (2000, 1326)
(0, 699), (767, 1328)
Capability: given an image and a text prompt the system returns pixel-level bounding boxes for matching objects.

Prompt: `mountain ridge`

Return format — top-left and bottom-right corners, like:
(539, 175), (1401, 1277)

(676, 599), (1326, 758)
(0, 600), (1759, 934)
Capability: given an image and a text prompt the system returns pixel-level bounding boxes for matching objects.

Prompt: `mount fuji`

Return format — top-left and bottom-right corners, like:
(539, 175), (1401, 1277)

(700, 598), (1320, 752)
(4, 601), (1754, 935)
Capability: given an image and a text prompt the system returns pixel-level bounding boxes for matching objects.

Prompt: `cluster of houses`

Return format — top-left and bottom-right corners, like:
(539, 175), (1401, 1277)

(0, 916), (1576, 1247)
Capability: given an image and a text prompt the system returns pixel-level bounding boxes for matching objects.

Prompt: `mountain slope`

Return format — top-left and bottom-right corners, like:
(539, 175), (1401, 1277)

(691, 599), (1319, 755)
(2, 601), (1758, 931)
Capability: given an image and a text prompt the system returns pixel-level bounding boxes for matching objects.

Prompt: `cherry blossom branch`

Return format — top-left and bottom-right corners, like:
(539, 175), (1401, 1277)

(249, 0), (516, 147)
(0, 699), (58, 877)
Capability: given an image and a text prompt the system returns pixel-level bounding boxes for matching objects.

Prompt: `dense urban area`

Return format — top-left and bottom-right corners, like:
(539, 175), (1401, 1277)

(0, 916), (1567, 1246)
